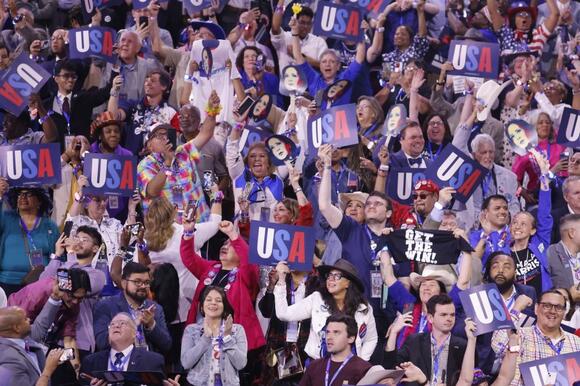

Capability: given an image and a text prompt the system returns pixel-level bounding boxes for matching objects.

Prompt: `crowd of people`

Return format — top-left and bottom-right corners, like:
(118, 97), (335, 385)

(0, 0), (579, 384)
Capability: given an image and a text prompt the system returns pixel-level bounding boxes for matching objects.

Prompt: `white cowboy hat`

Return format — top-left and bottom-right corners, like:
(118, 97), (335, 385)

(338, 192), (369, 213)
(476, 79), (513, 121)
(410, 264), (458, 293)
(357, 366), (406, 385)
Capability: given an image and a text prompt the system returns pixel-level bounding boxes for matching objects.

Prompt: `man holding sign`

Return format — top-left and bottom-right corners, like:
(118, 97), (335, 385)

(491, 290), (580, 386)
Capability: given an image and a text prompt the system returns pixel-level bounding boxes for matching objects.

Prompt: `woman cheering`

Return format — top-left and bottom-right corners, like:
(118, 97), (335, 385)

(181, 286), (248, 386)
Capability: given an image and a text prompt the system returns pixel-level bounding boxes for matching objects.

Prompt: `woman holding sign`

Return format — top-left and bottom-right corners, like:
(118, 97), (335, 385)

(0, 185), (59, 295)
(273, 259), (378, 361)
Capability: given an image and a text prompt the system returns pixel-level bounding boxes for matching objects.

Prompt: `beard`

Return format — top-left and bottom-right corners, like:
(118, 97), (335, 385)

(126, 287), (148, 304)
(494, 275), (515, 293)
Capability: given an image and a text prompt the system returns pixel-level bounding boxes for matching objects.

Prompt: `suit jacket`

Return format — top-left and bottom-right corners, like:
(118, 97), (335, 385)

(81, 347), (165, 386)
(43, 83), (112, 151)
(547, 241), (576, 289)
(93, 293), (172, 354)
(383, 332), (467, 386)
(551, 206), (570, 244)
(0, 337), (46, 386)
(389, 150), (432, 169)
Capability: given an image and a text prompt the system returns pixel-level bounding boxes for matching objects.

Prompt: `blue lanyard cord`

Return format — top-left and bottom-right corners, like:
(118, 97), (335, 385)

(418, 313), (428, 333)
(364, 225), (378, 261)
(534, 325), (565, 355)
(20, 216), (40, 251)
(431, 334), (451, 383)
(426, 142), (443, 160)
(324, 353), (354, 386)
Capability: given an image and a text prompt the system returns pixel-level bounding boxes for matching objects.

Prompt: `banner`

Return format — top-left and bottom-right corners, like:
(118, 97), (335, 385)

(249, 221), (315, 271)
(307, 104), (359, 151)
(0, 144), (61, 186)
(239, 127), (271, 157)
(347, 0), (390, 18)
(458, 283), (514, 336)
(69, 27), (117, 64)
(385, 229), (473, 265)
(183, 0), (225, 15)
(425, 144), (488, 204)
(132, 0), (150, 9)
(0, 53), (51, 116)
(386, 167), (427, 206)
(557, 107), (580, 148)
(80, 0), (123, 22)
(83, 153), (137, 196)
(313, 2), (365, 42)
(520, 352), (579, 386)
(448, 40), (500, 79)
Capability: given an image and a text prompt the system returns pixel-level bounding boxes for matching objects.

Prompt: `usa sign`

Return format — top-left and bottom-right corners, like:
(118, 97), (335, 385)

(557, 107), (580, 148)
(458, 283), (514, 336)
(0, 144), (61, 186)
(307, 104), (359, 151)
(347, 0), (390, 18)
(249, 221), (314, 271)
(80, 0), (123, 22)
(0, 53), (51, 116)
(386, 167), (427, 206)
(448, 40), (500, 79)
(425, 144), (488, 204)
(83, 153), (137, 197)
(69, 27), (117, 64)
(520, 352), (579, 386)
(313, 2), (365, 42)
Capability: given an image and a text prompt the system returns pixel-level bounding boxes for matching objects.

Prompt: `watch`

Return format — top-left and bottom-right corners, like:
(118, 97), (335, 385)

(74, 192), (84, 202)
(377, 27), (385, 32)
(508, 345), (520, 353)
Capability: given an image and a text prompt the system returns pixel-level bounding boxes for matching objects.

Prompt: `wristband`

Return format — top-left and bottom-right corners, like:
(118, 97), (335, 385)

(183, 229), (194, 238)
(324, 165), (332, 170)
(434, 201), (444, 210)
(74, 191), (84, 202)
(137, 241), (149, 254)
(211, 190), (224, 204)
(205, 103), (222, 118)
(109, 89), (119, 97)
(436, 79), (445, 86)
(367, 141), (376, 151)
(294, 188), (302, 194)
(377, 26), (385, 33)
(275, 5), (284, 13)
(183, 74), (194, 83)
(38, 110), (54, 125)
(379, 164), (390, 172)
(463, 89), (474, 96)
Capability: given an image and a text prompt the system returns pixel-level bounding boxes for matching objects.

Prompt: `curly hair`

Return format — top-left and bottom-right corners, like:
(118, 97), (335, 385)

(144, 196), (175, 252)
(319, 278), (369, 317)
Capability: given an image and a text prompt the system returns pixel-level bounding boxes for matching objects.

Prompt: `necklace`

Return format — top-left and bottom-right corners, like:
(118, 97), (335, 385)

(513, 248), (529, 285)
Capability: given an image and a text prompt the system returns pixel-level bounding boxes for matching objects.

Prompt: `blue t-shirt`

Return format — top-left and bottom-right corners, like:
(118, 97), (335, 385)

(299, 61), (363, 107)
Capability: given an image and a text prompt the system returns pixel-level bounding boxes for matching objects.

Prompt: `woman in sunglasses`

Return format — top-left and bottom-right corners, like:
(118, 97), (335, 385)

(273, 259), (377, 361)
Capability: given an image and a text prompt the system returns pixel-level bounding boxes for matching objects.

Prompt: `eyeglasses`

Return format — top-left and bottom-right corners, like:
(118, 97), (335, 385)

(125, 279), (151, 287)
(569, 158), (580, 165)
(365, 200), (386, 208)
(57, 73), (78, 80)
(326, 272), (344, 281)
(538, 302), (566, 313)
(516, 11), (531, 18)
(429, 120), (444, 127)
(108, 320), (132, 329)
(412, 192), (432, 200)
(74, 236), (93, 244)
(18, 191), (35, 198)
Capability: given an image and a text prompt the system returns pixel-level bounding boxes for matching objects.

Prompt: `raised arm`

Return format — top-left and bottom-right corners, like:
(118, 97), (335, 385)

(374, 145), (389, 193)
(417, 0), (427, 37)
(289, 17), (305, 65)
(487, 0), (505, 31)
(542, 0), (560, 33)
(366, 9), (390, 63)
(271, 0), (284, 35)
(379, 247), (397, 286)
(455, 319), (478, 386)
(455, 228), (473, 290)
(288, 164), (309, 206)
(317, 144), (344, 228)
(409, 68), (426, 122)
(192, 91), (219, 150)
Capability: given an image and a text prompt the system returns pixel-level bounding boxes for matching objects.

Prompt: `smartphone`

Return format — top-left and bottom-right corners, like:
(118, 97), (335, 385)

(63, 221), (74, 238)
(166, 128), (177, 151)
(127, 223), (142, 236)
(260, 207), (270, 221)
(139, 15), (148, 27)
(75, 142), (82, 151)
(560, 150), (570, 161)
(314, 89), (325, 108)
(40, 40), (49, 50)
(57, 268), (72, 291)
(237, 95), (255, 117)
(186, 200), (198, 222)
(402, 303), (414, 315)
(203, 170), (217, 192)
(59, 348), (75, 362)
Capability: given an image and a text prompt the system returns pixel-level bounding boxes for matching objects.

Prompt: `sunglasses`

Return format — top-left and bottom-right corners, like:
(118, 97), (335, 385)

(412, 192), (432, 200)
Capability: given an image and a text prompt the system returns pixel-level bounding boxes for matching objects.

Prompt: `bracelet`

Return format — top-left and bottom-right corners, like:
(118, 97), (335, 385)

(294, 188), (302, 194)
(137, 242), (149, 254)
(367, 141), (376, 151)
(377, 26), (385, 33)
(38, 110), (54, 125)
(211, 190), (224, 203)
(183, 74), (194, 83)
(324, 165), (332, 170)
(275, 4), (284, 13)
(205, 103), (222, 118)
(183, 229), (194, 238)
(463, 89), (474, 96)
(109, 89), (119, 98)
(436, 79), (445, 86)
(379, 164), (389, 172)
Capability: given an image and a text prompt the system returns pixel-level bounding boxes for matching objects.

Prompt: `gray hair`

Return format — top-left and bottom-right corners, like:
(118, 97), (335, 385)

(111, 312), (137, 330)
(319, 49), (340, 62)
(471, 133), (495, 153)
(563, 175), (580, 195)
(560, 213), (580, 234)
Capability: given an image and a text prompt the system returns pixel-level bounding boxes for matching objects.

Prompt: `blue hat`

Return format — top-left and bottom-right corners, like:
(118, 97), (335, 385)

(189, 20), (226, 40)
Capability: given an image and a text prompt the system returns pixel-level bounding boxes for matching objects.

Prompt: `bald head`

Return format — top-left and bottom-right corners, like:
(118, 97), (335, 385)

(0, 307), (30, 338)
(108, 312), (137, 351)
(118, 31), (142, 62)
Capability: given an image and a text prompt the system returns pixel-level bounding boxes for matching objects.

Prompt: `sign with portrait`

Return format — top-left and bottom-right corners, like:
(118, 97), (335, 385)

(0, 144), (62, 186)
(382, 104), (407, 137)
(265, 135), (300, 166)
(279, 65), (308, 96)
(458, 283), (514, 336)
(505, 119), (538, 156)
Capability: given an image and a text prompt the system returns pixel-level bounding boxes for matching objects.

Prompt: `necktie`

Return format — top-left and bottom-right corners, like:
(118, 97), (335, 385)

(113, 352), (124, 370)
(408, 157), (423, 167)
(62, 96), (70, 117)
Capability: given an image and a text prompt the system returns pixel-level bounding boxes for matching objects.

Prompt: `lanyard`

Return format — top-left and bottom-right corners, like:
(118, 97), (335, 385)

(534, 325), (565, 355)
(365, 225), (378, 262)
(333, 166), (346, 201)
(395, 87), (408, 104)
(360, 123), (378, 141)
(324, 353), (354, 386)
(504, 288), (517, 311)
(481, 168), (497, 198)
(418, 313), (428, 333)
(431, 334), (450, 383)
(20, 216), (40, 251)
(109, 350), (131, 371)
(426, 142), (443, 160)
(486, 226), (509, 253)
(561, 242), (580, 281)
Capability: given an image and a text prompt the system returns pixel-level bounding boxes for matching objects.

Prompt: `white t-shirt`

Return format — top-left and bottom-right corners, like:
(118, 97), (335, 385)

(270, 31), (328, 73)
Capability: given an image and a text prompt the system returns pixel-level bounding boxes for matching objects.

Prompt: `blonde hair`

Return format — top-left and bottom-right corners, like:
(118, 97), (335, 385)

(144, 196), (175, 252)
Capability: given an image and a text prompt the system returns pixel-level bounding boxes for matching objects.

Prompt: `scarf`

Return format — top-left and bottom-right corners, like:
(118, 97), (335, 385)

(234, 169), (284, 203)
(398, 302), (432, 348)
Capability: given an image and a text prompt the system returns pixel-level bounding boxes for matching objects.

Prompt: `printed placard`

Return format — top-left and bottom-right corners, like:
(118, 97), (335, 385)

(0, 53), (51, 116)
(347, 0), (390, 18)
(80, 0), (124, 22)
(307, 104), (359, 151)
(386, 167), (427, 206)
(0, 144), (62, 186)
(385, 229), (473, 265)
(425, 144), (488, 204)
(69, 27), (117, 64)
(458, 283), (514, 336)
(238, 127), (271, 157)
(83, 153), (137, 196)
(249, 221), (315, 271)
(183, 0), (225, 15)
(132, 0), (151, 9)
(448, 40), (500, 79)
(312, 2), (365, 42)
(520, 352), (579, 386)
(557, 107), (580, 148)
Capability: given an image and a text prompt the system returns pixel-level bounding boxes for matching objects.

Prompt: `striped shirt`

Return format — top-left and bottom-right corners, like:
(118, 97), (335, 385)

(497, 23), (551, 56)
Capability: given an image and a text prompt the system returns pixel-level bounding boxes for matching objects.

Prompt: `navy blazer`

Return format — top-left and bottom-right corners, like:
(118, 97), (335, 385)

(81, 347), (165, 385)
(389, 150), (431, 169)
(383, 332), (468, 386)
(93, 293), (172, 354)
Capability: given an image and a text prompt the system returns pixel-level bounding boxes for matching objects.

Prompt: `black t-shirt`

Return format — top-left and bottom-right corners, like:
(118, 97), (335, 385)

(210, 269), (232, 289)
(512, 248), (542, 295)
